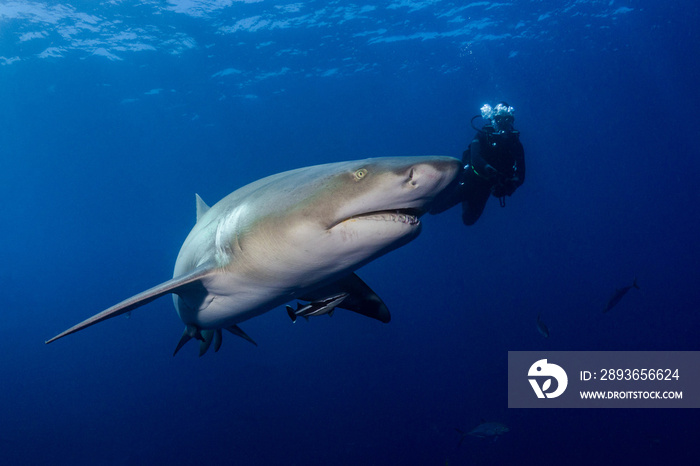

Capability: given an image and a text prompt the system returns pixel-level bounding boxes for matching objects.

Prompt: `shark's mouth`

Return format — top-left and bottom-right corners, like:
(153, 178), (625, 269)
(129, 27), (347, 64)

(342, 208), (423, 226)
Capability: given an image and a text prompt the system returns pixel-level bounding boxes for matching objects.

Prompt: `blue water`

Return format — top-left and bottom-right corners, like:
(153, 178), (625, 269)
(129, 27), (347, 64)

(1, 1), (699, 464)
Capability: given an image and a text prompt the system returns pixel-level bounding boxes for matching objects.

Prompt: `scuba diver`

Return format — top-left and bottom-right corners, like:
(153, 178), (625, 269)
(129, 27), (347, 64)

(431, 102), (525, 225)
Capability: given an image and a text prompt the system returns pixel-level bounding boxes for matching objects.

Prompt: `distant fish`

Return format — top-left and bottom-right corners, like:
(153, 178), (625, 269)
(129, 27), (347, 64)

(536, 313), (549, 338)
(603, 278), (639, 313)
(286, 293), (349, 323)
(456, 420), (509, 445)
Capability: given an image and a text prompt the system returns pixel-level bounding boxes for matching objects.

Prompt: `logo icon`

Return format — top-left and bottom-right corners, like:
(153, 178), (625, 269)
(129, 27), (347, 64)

(528, 359), (568, 398)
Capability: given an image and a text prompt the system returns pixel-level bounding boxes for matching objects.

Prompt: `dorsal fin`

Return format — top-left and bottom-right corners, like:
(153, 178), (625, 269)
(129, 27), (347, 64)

(195, 193), (211, 222)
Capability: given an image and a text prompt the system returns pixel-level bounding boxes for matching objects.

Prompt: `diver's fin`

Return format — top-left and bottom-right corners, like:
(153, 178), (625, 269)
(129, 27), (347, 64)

(225, 325), (257, 346)
(46, 262), (216, 344)
(286, 305), (297, 323)
(195, 193), (210, 222)
(300, 273), (391, 323)
(632, 277), (639, 289)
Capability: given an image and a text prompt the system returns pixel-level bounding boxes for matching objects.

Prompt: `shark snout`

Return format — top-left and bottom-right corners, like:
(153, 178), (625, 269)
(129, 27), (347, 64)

(404, 157), (461, 192)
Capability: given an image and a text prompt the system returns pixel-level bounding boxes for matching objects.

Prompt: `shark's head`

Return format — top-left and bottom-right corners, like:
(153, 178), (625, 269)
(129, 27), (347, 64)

(227, 156), (460, 279)
(302, 156), (461, 262)
(322, 156), (460, 227)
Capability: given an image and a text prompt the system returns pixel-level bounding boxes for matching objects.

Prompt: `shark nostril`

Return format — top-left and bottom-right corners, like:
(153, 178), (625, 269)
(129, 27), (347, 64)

(407, 167), (418, 186)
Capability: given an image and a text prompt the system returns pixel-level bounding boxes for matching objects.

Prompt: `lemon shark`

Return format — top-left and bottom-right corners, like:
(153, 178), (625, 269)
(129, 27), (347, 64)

(46, 156), (460, 355)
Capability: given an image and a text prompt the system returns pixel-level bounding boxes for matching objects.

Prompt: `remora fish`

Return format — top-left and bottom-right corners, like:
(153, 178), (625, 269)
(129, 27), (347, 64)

(603, 278), (639, 313)
(536, 312), (549, 338)
(286, 293), (349, 322)
(46, 156), (460, 356)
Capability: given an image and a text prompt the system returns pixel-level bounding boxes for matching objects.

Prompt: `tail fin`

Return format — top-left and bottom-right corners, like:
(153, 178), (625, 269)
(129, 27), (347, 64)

(632, 277), (639, 289)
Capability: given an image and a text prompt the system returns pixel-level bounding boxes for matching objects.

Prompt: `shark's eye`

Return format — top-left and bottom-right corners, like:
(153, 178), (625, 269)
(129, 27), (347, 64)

(353, 168), (368, 181)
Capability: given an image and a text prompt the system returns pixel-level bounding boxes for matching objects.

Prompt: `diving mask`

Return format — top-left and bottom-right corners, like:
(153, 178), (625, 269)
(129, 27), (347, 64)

(480, 103), (515, 132)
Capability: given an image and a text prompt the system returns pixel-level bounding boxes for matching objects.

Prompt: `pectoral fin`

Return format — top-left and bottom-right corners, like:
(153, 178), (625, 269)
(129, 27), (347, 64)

(46, 262), (217, 344)
(300, 273), (391, 323)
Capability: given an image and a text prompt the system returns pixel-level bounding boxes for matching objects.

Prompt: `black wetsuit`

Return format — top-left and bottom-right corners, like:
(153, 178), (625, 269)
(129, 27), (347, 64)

(431, 124), (525, 225)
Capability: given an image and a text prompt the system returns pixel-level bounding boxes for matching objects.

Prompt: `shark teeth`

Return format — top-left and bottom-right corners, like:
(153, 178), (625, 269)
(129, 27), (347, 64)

(351, 212), (419, 225)
(392, 211), (420, 225)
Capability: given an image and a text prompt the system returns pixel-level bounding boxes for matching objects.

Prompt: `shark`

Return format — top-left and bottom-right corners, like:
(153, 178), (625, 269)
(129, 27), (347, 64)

(45, 156), (460, 355)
